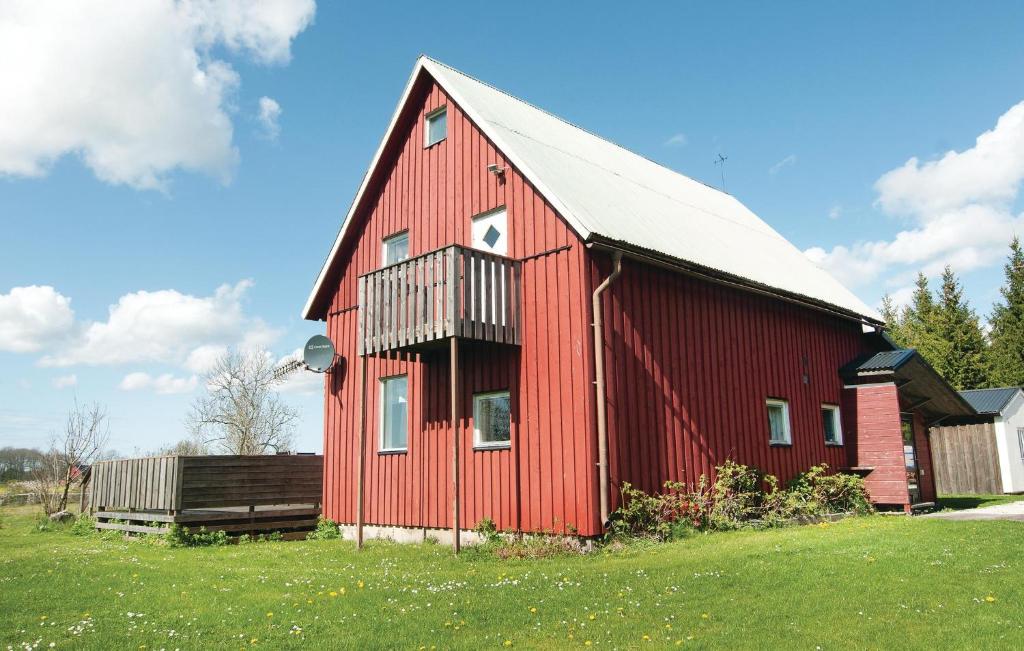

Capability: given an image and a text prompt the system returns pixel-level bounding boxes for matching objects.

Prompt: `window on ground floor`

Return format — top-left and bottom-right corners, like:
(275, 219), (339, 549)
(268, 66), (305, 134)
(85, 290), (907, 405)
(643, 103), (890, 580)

(1018, 427), (1024, 462)
(766, 398), (791, 445)
(822, 404), (843, 445)
(473, 390), (511, 448)
(380, 375), (408, 452)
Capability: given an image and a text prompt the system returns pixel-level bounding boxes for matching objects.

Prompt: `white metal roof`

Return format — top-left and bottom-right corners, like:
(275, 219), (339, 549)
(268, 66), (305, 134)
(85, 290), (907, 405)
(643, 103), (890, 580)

(304, 56), (879, 322)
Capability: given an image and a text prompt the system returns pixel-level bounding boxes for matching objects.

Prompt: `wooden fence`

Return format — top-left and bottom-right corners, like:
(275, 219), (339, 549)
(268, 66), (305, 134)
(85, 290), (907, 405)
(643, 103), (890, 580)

(358, 244), (522, 356)
(87, 455), (323, 536)
(929, 421), (1003, 494)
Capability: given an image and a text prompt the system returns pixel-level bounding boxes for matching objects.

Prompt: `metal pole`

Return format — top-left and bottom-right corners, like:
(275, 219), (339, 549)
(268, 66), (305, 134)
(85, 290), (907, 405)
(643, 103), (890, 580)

(450, 336), (461, 553)
(355, 354), (367, 549)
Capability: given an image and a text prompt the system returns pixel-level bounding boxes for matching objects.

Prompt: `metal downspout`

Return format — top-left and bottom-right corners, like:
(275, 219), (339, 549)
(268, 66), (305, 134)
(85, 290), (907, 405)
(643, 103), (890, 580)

(592, 250), (623, 527)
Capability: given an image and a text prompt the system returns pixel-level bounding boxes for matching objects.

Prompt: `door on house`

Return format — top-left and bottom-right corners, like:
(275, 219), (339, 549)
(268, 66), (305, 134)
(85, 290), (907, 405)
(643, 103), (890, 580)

(469, 208), (509, 327)
(901, 415), (922, 504)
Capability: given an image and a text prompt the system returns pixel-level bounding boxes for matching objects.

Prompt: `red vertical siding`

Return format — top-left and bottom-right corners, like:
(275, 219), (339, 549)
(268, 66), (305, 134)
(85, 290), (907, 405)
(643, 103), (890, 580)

(848, 383), (910, 507)
(321, 77), (598, 536)
(601, 259), (867, 503)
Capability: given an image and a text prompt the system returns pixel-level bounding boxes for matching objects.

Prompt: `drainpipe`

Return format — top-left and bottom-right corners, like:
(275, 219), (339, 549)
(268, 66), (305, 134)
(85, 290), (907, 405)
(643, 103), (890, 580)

(592, 250), (623, 527)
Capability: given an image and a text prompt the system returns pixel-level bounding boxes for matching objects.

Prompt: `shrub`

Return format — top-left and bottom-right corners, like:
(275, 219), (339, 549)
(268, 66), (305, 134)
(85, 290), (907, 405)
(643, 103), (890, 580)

(166, 525), (228, 547)
(473, 517), (500, 543)
(606, 461), (872, 541)
(307, 516), (341, 541)
(787, 464), (873, 515)
(69, 514), (96, 536)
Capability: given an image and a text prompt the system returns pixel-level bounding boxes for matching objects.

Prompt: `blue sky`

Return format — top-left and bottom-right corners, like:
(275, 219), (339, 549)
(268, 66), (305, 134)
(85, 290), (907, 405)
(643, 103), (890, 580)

(2, 2), (1024, 454)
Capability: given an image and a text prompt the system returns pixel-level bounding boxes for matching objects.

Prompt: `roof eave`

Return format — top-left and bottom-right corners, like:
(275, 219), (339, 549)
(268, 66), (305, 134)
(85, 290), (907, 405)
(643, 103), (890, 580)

(586, 236), (884, 327)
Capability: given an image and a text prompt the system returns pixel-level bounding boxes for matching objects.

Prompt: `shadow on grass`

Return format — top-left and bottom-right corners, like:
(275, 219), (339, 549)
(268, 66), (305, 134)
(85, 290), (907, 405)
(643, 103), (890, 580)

(937, 494), (1024, 511)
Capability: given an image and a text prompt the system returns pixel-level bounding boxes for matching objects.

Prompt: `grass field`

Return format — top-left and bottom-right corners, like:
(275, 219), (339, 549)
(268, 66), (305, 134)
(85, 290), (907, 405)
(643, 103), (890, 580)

(1, 506), (1022, 650)
(937, 493), (1024, 511)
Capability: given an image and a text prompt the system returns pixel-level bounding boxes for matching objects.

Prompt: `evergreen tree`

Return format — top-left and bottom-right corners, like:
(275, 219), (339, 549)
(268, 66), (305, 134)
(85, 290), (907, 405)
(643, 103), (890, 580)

(880, 294), (907, 347)
(900, 273), (945, 368)
(934, 266), (989, 390)
(988, 237), (1024, 386)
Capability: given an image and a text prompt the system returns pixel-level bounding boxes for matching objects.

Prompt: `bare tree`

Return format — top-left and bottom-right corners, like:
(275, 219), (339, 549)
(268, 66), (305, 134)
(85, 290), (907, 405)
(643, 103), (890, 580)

(31, 400), (109, 514)
(188, 348), (298, 455)
(154, 438), (209, 456)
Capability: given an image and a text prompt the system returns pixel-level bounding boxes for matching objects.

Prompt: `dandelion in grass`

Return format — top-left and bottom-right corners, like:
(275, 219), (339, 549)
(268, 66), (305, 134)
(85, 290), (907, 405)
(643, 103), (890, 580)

(985, 595), (996, 603)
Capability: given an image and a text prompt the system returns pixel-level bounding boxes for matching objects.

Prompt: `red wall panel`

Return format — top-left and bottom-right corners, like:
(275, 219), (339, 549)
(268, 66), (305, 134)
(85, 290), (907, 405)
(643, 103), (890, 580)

(321, 77), (599, 536)
(601, 259), (867, 504)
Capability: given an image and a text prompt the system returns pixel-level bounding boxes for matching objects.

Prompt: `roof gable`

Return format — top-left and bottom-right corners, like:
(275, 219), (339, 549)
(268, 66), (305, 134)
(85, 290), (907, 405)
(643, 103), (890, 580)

(304, 56), (879, 323)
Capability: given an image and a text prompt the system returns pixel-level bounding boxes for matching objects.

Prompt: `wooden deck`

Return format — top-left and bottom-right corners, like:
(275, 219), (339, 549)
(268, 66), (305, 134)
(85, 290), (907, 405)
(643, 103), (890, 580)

(86, 455), (323, 536)
(357, 244), (522, 356)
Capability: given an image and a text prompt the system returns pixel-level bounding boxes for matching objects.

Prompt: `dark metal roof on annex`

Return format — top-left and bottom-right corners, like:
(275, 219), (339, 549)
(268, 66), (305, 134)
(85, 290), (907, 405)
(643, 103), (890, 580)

(839, 349), (917, 375)
(959, 387), (1022, 415)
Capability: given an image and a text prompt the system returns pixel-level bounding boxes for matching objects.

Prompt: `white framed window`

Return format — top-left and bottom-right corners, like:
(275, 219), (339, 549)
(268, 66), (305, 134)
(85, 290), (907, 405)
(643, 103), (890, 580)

(382, 231), (409, 266)
(766, 398), (792, 445)
(822, 404), (843, 445)
(473, 390), (511, 449)
(471, 207), (508, 255)
(424, 106), (447, 147)
(1018, 427), (1024, 463)
(379, 375), (408, 452)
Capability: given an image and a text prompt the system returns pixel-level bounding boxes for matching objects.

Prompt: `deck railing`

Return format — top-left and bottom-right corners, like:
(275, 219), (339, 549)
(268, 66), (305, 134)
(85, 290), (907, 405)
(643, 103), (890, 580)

(357, 244), (521, 356)
(88, 455), (324, 512)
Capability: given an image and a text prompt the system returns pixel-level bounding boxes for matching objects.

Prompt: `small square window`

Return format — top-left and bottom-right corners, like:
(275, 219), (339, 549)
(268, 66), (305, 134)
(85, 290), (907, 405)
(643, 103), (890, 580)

(382, 232), (409, 266)
(425, 107), (447, 147)
(380, 375), (408, 452)
(822, 404), (843, 445)
(474, 390), (511, 448)
(766, 398), (791, 445)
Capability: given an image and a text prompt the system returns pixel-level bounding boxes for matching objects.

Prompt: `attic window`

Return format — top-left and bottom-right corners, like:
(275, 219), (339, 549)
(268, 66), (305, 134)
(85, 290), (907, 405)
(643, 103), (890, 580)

(425, 106), (447, 147)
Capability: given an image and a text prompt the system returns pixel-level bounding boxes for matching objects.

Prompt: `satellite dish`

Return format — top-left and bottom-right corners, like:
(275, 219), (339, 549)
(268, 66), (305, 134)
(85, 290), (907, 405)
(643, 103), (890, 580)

(303, 335), (336, 373)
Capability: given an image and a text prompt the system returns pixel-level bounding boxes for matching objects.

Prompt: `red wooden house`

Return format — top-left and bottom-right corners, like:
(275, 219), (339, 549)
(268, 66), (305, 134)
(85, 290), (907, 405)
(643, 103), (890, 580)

(303, 57), (973, 546)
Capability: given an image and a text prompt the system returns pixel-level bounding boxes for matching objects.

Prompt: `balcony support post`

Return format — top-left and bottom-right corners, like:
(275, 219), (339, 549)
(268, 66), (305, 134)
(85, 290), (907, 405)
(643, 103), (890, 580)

(450, 336), (461, 553)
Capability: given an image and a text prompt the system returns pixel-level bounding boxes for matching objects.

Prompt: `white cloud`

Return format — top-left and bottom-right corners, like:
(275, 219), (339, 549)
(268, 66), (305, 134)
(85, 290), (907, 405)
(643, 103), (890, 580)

(828, 205), (842, 220)
(257, 96), (282, 139)
(41, 280), (281, 367)
(768, 154), (797, 175)
(0, 0), (315, 191)
(806, 99), (1024, 296)
(119, 371), (198, 394)
(52, 374), (77, 389)
(663, 133), (688, 147)
(184, 344), (229, 374)
(0, 285), (75, 352)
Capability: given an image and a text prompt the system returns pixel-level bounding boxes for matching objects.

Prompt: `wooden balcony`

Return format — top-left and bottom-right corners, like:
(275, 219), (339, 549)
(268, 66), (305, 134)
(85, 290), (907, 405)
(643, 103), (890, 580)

(357, 244), (522, 356)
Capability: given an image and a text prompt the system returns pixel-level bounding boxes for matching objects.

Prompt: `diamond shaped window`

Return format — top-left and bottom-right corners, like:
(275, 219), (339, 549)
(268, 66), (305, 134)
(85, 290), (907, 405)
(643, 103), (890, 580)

(483, 225), (501, 248)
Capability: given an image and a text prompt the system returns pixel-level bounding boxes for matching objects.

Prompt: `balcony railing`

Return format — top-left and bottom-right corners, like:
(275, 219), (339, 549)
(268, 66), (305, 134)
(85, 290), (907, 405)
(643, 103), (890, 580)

(357, 245), (522, 356)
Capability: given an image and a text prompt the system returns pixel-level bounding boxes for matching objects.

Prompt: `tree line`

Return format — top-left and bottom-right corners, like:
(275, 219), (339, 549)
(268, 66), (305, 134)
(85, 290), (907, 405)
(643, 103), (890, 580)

(880, 238), (1024, 391)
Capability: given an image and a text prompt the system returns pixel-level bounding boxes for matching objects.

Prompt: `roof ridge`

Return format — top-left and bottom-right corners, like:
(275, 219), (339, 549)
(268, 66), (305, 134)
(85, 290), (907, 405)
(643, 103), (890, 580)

(420, 55), (728, 198)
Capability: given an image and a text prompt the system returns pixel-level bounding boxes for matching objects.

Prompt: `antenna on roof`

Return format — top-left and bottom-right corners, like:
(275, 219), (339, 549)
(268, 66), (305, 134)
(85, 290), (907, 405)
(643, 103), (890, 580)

(714, 153), (728, 191)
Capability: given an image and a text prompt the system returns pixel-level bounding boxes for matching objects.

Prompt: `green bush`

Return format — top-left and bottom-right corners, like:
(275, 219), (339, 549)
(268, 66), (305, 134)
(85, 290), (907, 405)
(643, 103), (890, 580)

(473, 517), (500, 543)
(69, 514), (96, 536)
(787, 464), (873, 515)
(307, 516), (340, 541)
(607, 461), (872, 541)
(166, 525), (228, 547)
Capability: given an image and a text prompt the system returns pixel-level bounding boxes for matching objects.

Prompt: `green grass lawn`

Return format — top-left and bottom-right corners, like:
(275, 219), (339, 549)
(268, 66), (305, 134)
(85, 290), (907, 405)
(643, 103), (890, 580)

(1, 507), (1022, 650)
(937, 493), (1024, 511)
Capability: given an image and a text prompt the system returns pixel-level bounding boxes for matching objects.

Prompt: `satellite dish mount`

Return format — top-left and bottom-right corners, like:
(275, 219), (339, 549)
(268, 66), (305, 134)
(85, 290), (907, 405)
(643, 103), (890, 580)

(303, 334), (338, 373)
